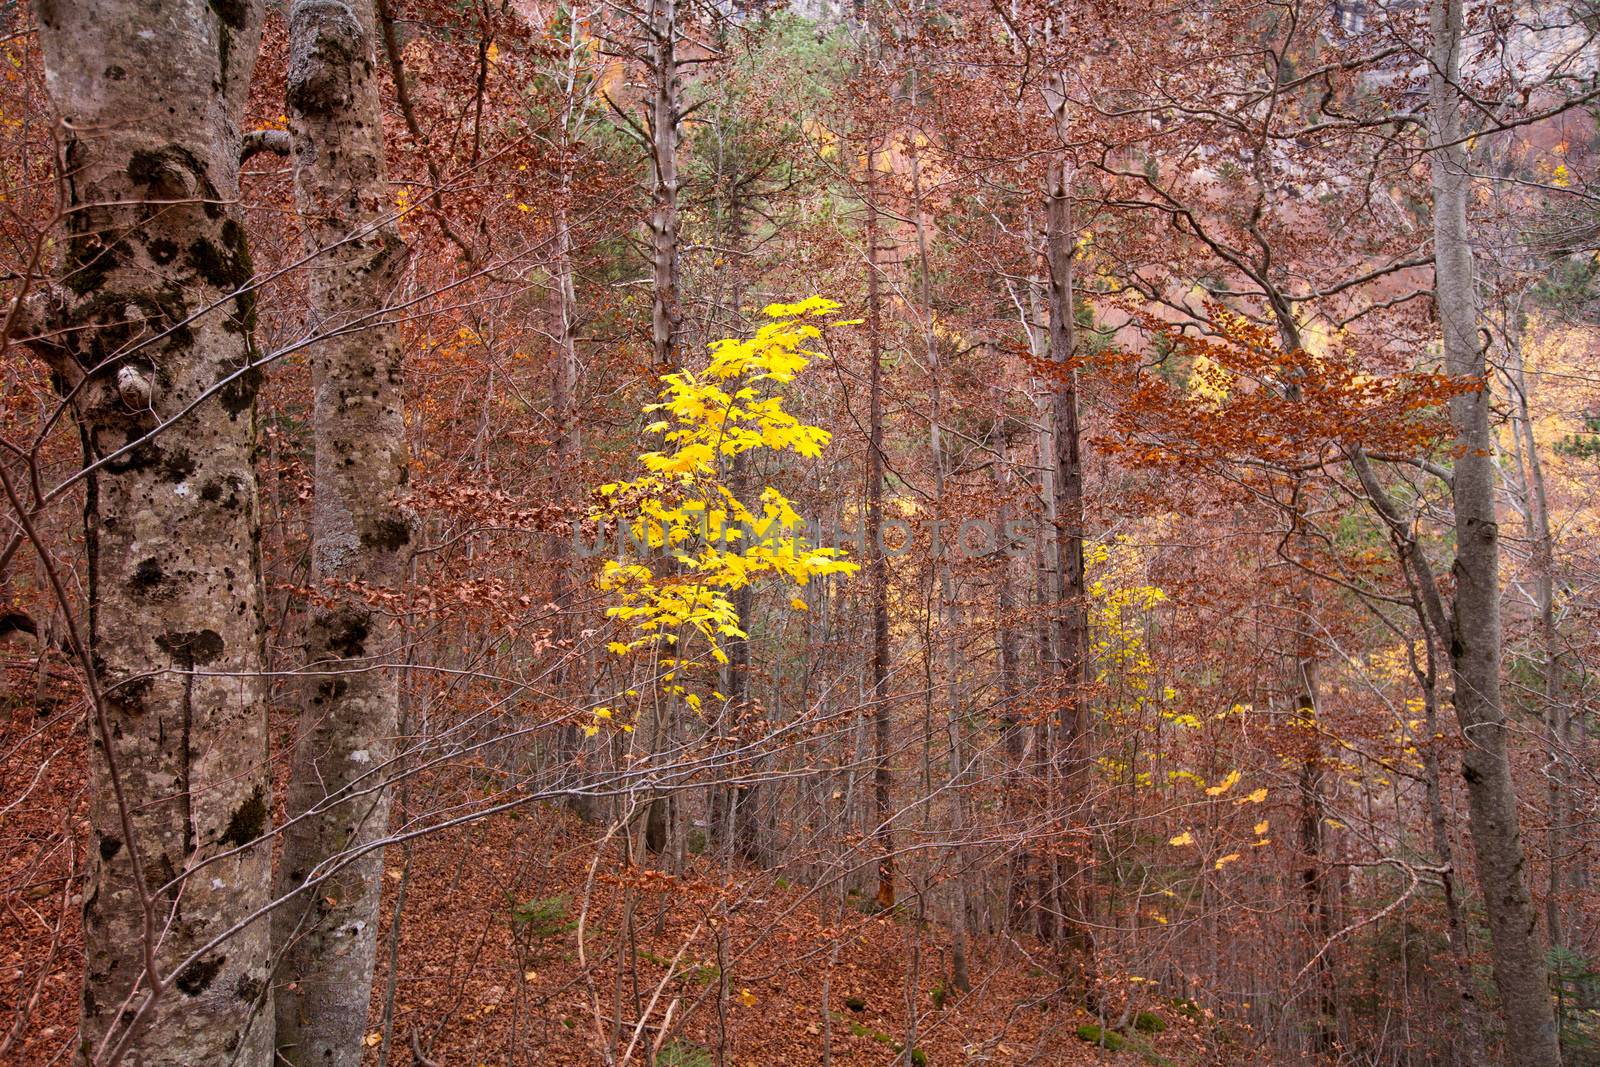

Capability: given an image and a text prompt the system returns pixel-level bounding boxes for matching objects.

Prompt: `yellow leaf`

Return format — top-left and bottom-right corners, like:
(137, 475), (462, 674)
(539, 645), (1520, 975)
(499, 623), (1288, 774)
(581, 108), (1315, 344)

(1214, 853), (1241, 870)
(364, 1033), (382, 1048)
(790, 597), (809, 611)
(1205, 770), (1241, 796)
(1168, 832), (1194, 847)
(1238, 787), (1268, 804)
(1253, 820), (1269, 836)
(737, 988), (757, 1007)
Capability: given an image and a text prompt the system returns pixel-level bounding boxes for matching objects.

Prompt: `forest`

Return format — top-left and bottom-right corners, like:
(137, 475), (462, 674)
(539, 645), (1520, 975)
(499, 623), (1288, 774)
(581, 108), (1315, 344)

(0, 0), (1596, 1063)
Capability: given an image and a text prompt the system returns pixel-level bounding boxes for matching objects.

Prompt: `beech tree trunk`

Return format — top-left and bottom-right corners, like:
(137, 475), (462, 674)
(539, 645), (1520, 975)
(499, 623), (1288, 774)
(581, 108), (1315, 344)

(909, 130), (969, 989)
(864, 146), (895, 910)
(274, 0), (411, 1062)
(1349, 448), (1488, 1061)
(1042, 117), (1096, 985)
(993, 432), (1028, 933)
(1017, 210), (1056, 940)
(550, 195), (583, 674)
(1044, 155), (1087, 768)
(32, 1), (276, 1062)
(1429, 0), (1560, 1061)
(1293, 666), (1338, 1056)
(647, 0), (681, 370)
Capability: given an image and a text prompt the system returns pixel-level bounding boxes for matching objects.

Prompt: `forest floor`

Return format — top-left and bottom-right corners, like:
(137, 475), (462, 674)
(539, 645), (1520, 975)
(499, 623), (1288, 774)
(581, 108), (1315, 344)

(0, 696), (1222, 1066)
(367, 804), (1220, 1066)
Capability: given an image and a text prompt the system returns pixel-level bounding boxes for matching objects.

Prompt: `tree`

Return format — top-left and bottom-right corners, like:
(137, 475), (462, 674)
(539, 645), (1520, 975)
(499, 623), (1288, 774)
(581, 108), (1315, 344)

(1426, 0), (1560, 1060)
(273, 0), (412, 1062)
(27, 0), (275, 1061)
(862, 139), (895, 911)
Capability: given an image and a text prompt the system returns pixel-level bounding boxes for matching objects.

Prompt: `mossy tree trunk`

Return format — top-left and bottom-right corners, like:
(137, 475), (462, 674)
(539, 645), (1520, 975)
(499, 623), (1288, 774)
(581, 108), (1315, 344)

(31, 0), (275, 1061)
(274, 0), (411, 1062)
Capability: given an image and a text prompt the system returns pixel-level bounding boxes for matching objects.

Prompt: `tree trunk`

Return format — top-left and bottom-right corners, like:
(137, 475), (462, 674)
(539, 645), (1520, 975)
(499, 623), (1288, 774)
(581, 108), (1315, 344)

(909, 131), (969, 989)
(550, 197), (582, 635)
(993, 433), (1028, 933)
(620, 0), (684, 854)
(647, 0), (681, 370)
(1503, 318), (1573, 959)
(32, 1), (275, 1062)
(1018, 210), (1055, 941)
(865, 145), (895, 910)
(1415, 629), (1487, 1066)
(1294, 666), (1338, 1057)
(1429, 0), (1560, 1060)
(1042, 120), (1096, 988)
(1044, 154), (1088, 769)
(1349, 449), (1491, 1061)
(275, 0), (411, 1061)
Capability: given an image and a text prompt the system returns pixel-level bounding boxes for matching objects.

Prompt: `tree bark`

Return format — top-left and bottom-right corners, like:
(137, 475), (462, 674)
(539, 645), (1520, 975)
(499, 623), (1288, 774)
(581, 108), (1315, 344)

(32, 1), (275, 1062)
(1044, 156), (1088, 774)
(647, 0), (681, 370)
(1042, 93), (1096, 984)
(909, 130), (969, 989)
(274, 0), (411, 1061)
(1502, 318), (1574, 958)
(1293, 665), (1338, 1056)
(993, 429), (1028, 934)
(1429, 0), (1560, 1060)
(865, 145), (895, 910)
(1415, 623), (1488, 1067)
(549, 193), (583, 665)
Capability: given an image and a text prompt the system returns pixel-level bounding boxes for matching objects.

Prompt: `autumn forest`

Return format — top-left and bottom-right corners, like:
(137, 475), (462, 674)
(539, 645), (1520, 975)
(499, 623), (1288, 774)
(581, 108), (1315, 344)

(0, 0), (1597, 1064)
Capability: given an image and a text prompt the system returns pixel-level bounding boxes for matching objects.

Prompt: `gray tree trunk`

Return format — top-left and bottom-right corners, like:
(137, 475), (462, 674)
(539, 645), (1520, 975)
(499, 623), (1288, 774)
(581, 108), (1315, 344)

(274, 0), (411, 1062)
(647, 0), (681, 370)
(864, 144), (895, 910)
(909, 129), (969, 990)
(31, 1), (275, 1062)
(1429, 0), (1560, 1061)
(1041, 86), (1096, 982)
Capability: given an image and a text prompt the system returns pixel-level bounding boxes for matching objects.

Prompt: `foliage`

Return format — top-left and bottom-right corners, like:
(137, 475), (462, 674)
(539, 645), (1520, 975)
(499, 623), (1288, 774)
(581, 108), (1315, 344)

(1551, 946), (1600, 1056)
(509, 894), (575, 940)
(657, 1039), (715, 1067)
(589, 297), (858, 733)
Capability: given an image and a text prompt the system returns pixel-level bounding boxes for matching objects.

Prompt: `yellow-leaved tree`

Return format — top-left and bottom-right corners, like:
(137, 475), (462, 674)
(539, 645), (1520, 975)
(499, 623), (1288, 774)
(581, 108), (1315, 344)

(588, 297), (858, 735)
